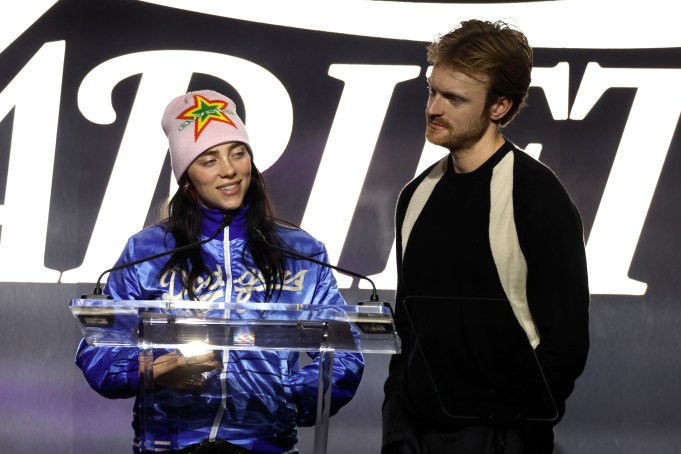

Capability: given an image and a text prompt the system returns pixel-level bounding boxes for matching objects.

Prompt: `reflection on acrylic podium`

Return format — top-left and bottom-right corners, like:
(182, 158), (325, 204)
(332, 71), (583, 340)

(71, 298), (400, 454)
(401, 296), (558, 424)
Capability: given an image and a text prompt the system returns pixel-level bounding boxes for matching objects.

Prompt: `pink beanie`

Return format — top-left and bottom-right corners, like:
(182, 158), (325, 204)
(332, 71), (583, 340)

(162, 90), (251, 182)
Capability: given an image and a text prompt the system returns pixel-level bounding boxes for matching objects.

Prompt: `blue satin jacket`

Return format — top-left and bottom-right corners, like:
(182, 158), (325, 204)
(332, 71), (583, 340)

(75, 207), (364, 453)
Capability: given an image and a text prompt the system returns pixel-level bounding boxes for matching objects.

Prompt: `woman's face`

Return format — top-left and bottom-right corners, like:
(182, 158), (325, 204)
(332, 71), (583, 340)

(186, 141), (252, 211)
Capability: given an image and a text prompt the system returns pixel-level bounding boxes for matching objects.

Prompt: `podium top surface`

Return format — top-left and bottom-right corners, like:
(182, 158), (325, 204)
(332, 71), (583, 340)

(70, 298), (400, 354)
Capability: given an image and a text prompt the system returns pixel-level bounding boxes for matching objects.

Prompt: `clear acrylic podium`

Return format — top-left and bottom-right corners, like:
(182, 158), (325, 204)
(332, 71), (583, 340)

(71, 298), (400, 453)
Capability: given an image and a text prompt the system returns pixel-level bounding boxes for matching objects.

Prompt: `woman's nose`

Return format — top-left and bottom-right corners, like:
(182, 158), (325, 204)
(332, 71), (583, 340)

(218, 160), (236, 178)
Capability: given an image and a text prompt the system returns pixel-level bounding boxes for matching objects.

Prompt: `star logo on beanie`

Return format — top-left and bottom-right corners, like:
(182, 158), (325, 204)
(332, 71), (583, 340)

(177, 94), (238, 141)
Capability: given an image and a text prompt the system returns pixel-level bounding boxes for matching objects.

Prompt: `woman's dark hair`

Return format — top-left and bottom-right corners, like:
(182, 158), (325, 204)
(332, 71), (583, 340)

(159, 154), (286, 301)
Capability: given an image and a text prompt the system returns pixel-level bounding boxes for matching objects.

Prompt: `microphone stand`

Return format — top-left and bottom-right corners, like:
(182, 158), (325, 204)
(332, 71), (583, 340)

(81, 213), (234, 299)
(252, 227), (388, 308)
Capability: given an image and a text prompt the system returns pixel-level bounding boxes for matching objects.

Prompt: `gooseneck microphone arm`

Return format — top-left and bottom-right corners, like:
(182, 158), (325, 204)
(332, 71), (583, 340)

(252, 227), (380, 302)
(84, 213), (235, 298)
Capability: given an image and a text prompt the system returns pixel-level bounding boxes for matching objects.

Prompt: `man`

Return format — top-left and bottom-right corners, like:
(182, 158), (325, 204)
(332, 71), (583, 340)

(382, 20), (589, 454)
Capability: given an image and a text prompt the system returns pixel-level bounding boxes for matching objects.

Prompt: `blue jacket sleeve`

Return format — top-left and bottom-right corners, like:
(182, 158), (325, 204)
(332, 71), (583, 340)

(75, 340), (140, 399)
(74, 237), (143, 399)
(288, 248), (365, 426)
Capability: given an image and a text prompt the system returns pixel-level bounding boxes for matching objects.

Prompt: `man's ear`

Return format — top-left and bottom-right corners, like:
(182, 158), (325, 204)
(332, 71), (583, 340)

(489, 96), (512, 121)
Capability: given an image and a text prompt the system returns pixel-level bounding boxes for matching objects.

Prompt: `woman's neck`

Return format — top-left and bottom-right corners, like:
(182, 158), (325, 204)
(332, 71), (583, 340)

(201, 205), (249, 240)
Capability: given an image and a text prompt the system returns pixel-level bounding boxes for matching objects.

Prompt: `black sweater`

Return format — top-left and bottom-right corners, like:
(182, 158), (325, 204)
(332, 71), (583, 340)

(385, 141), (590, 428)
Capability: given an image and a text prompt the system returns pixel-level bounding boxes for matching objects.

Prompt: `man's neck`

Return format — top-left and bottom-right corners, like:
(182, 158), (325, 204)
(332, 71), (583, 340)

(450, 131), (506, 174)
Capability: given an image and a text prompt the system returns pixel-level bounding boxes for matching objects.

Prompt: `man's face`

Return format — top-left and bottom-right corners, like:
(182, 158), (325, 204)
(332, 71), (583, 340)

(425, 65), (492, 153)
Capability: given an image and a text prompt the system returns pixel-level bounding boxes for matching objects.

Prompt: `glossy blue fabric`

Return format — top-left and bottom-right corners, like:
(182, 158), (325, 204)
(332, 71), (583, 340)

(75, 207), (364, 453)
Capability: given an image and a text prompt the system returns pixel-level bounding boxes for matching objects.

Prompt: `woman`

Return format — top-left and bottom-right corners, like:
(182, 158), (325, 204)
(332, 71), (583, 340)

(75, 90), (364, 453)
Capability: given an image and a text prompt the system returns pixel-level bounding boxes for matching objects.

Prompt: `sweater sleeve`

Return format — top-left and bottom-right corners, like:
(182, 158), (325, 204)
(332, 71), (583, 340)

(383, 182), (415, 401)
(515, 160), (590, 409)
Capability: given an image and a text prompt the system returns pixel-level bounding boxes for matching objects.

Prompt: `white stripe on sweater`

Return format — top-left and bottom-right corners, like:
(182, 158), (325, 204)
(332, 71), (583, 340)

(489, 152), (539, 347)
(401, 155), (448, 258)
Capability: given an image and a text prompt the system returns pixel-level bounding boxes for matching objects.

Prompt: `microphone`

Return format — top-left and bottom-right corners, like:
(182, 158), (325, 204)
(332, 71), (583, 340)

(252, 227), (385, 306)
(81, 213), (235, 299)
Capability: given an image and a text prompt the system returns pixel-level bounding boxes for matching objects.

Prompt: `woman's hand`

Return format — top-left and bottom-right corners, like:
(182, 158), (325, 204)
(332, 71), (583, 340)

(140, 351), (221, 389)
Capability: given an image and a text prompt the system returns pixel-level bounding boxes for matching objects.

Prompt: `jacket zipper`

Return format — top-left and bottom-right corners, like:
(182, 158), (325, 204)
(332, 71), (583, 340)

(209, 227), (232, 440)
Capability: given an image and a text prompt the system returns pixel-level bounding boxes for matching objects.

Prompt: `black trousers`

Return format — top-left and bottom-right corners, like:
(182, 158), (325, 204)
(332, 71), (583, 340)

(382, 392), (554, 454)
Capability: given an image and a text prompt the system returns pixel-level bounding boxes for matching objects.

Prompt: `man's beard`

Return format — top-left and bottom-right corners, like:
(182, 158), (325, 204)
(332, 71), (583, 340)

(425, 111), (489, 153)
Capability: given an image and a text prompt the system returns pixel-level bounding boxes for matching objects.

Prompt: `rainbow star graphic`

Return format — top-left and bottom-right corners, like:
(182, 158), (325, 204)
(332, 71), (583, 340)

(177, 95), (237, 141)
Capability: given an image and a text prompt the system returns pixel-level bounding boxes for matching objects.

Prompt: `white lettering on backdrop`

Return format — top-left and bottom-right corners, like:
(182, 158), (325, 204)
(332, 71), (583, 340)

(0, 41), (64, 283)
(570, 64), (681, 295)
(0, 44), (675, 294)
